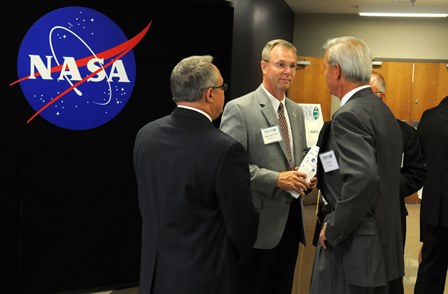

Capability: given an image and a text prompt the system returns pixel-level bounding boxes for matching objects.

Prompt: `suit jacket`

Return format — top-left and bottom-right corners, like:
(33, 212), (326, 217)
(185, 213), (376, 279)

(133, 107), (259, 294)
(417, 101), (448, 228)
(312, 88), (404, 290)
(219, 85), (308, 249)
(313, 119), (426, 246)
(397, 120), (426, 218)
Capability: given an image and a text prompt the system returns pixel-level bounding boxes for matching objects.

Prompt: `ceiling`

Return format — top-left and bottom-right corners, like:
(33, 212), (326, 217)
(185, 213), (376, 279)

(284, 0), (448, 14)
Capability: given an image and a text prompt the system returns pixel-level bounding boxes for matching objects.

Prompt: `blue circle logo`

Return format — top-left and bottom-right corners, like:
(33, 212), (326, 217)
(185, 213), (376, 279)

(14, 6), (144, 130)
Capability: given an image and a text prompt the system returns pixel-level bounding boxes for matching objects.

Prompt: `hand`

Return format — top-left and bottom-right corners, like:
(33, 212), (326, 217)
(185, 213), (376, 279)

(293, 167), (317, 191)
(309, 176), (317, 190)
(277, 170), (310, 197)
(319, 222), (328, 250)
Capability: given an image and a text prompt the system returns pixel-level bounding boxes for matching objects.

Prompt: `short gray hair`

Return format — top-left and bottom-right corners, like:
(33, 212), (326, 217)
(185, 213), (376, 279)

(323, 36), (372, 84)
(261, 39), (297, 61)
(170, 55), (218, 102)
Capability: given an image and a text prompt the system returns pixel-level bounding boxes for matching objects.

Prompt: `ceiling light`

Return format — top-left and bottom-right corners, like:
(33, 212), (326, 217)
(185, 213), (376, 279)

(359, 5), (448, 17)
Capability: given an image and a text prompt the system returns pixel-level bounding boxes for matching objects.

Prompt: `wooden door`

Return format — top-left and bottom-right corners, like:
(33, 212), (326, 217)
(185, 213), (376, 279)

(375, 61), (422, 203)
(412, 62), (448, 125)
(289, 56), (331, 122)
(372, 61), (414, 122)
(406, 62), (448, 203)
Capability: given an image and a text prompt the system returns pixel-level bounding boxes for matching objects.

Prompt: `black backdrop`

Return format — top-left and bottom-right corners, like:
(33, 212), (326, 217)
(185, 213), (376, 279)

(3, 1), (233, 293)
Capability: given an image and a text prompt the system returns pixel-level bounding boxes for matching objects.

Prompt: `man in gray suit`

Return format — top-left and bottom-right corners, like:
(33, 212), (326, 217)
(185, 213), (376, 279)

(220, 39), (317, 294)
(310, 36), (404, 294)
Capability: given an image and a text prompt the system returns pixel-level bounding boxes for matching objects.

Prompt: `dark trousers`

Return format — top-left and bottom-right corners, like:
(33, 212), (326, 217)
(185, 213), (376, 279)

(387, 277), (404, 294)
(401, 214), (407, 248)
(347, 285), (389, 294)
(414, 224), (448, 294)
(363, 214), (406, 294)
(238, 199), (302, 294)
(386, 214), (406, 294)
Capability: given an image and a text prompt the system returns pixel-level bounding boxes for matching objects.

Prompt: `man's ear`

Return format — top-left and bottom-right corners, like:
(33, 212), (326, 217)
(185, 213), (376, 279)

(334, 64), (342, 80)
(206, 88), (213, 102)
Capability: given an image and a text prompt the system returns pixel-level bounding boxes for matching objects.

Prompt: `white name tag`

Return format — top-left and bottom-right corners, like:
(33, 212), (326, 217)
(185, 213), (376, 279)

(319, 150), (339, 172)
(261, 126), (282, 145)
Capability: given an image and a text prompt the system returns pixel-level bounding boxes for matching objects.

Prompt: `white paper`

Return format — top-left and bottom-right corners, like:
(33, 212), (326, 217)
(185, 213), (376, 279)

(289, 145), (320, 198)
(299, 145), (320, 181)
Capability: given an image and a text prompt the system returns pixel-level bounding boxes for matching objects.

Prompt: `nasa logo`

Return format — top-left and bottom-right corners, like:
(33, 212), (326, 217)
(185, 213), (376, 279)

(12, 6), (151, 130)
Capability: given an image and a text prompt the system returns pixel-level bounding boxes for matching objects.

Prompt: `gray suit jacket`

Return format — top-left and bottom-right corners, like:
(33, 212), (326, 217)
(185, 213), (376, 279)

(311, 88), (404, 292)
(220, 85), (308, 249)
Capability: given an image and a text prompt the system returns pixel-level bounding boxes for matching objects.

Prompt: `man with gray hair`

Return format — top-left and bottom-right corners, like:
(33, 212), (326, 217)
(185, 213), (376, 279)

(310, 36), (404, 294)
(134, 55), (258, 294)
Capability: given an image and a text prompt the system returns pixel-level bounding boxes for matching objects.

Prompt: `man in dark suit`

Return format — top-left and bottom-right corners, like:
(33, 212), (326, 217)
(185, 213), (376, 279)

(414, 95), (448, 294)
(310, 36), (404, 294)
(133, 55), (258, 294)
(370, 71), (426, 294)
(219, 39), (317, 294)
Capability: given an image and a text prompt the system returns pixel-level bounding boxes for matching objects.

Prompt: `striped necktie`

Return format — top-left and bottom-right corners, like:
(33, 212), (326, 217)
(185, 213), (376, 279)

(278, 102), (293, 167)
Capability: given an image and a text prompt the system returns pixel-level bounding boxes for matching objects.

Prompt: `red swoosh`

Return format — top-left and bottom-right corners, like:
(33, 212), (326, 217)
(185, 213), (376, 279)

(10, 21), (152, 124)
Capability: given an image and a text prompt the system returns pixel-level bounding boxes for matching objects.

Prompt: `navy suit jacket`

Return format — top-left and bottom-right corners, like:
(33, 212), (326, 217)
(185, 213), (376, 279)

(417, 101), (448, 228)
(397, 120), (426, 218)
(133, 107), (258, 294)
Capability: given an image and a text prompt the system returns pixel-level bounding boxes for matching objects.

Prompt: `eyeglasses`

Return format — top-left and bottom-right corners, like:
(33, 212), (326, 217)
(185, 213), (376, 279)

(264, 61), (298, 71)
(211, 83), (229, 92)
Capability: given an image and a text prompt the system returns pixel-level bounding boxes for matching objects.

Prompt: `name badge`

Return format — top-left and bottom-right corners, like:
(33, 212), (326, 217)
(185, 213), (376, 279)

(319, 150), (339, 172)
(261, 126), (282, 145)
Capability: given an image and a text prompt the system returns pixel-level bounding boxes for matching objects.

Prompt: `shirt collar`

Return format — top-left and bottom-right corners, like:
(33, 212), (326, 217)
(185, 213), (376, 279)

(177, 105), (212, 122)
(261, 84), (286, 112)
(340, 85), (370, 107)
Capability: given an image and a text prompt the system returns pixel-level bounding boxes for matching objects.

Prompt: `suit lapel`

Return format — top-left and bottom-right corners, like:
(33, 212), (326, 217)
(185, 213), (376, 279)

(258, 89), (278, 127)
(257, 88), (292, 167)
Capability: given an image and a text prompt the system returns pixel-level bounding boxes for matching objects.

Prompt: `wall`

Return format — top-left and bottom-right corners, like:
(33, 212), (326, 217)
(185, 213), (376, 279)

(230, 0), (294, 99)
(292, 13), (448, 122)
(4, 1), (234, 293)
(293, 13), (448, 60)
(4, 0), (295, 293)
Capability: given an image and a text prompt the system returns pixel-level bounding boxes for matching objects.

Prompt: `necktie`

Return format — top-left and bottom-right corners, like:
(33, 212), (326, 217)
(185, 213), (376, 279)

(278, 102), (293, 168)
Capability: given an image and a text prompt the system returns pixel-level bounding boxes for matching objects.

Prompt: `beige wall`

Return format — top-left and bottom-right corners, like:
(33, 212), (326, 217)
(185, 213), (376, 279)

(293, 13), (448, 116)
(292, 13), (448, 60)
